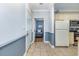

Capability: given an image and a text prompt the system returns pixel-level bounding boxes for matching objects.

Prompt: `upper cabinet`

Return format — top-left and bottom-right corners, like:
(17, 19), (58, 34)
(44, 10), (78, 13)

(54, 3), (79, 21)
(54, 3), (79, 13)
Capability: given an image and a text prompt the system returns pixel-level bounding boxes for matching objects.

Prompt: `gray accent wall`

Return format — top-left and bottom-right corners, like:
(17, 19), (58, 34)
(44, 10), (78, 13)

(49, 33), (55, 45)
(0, 36), (25, 56)
(45, 32), (55, 45)
(45, 32), (50, 41)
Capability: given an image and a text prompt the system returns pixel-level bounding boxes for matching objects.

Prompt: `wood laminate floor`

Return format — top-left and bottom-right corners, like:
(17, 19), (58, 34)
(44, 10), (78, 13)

(27, 42), (78, 56)
(35, 38), (43, 42)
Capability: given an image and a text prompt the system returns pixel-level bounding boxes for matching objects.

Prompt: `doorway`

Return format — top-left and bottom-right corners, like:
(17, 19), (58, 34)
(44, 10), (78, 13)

(35, 18), (44, 42)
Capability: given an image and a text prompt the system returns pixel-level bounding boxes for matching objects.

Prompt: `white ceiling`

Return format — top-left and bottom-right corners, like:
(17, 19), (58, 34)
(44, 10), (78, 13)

(29, 3), (79, 12)
(29, 3), (53, 11)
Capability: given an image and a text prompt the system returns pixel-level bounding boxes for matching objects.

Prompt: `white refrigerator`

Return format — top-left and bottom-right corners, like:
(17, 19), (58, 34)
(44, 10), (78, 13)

(55, 21), (69, 46)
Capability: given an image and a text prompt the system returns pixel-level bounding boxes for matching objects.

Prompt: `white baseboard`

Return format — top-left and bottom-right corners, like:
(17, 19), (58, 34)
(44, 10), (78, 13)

(44, 41), (49, 43)
(44, 41), (54, 48)
(32, 39), (35, 44)
(23, 51), (26, 56)
(25, 42), (33, 56)
(49, 42), (54, 48)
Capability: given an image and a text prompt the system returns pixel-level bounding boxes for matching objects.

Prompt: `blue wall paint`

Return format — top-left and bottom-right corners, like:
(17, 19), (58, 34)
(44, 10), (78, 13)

(0, 36), (25, 56)
(49, 33), (55, 45)
(45, 32), (50, 41)
(45, 32), (55, 45)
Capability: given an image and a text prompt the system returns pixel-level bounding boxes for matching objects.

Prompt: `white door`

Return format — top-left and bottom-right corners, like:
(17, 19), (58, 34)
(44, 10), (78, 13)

(55, 30), (69, 46)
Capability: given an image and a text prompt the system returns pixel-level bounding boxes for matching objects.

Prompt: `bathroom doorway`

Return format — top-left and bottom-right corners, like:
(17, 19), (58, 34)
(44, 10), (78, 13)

(35, 18), (44, 42)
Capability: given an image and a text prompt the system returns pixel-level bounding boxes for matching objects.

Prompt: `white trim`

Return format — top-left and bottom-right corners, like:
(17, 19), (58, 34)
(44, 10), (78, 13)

(32, 18), (35, 43)
(23, 51), (26, 56)
(32, 10), (50, 13)
(26, 47), (29, 56)
(43, 21), (45, 43)
(44, 41), (49, 43)
(44, 41), (54, 48)
(26, 42), (33, 56)
(32, 38), (34, 44)
(49, 42), (54, 48)
(33, 18), (45, 43)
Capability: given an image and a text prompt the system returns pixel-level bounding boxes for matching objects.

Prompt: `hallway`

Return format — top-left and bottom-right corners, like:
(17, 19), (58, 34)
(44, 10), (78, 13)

(35, 38), (43, 42)
(27, 42), (78, 56)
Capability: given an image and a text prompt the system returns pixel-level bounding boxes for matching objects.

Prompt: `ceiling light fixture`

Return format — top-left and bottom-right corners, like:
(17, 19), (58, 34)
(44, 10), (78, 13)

(39, 3), (43, 5)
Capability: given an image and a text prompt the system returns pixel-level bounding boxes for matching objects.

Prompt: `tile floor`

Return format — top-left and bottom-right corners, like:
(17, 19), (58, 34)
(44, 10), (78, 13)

(27, 42), (78, 56)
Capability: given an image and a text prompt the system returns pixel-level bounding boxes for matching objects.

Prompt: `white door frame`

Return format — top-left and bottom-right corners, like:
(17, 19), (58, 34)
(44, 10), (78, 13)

(32, 18), (45, 43)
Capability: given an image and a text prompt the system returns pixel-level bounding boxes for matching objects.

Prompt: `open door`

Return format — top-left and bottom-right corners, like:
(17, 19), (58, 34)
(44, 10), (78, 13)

(35, 18), (44, 42)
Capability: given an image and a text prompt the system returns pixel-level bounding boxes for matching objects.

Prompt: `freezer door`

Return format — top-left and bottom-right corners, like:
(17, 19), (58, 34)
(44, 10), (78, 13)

(56, 21), (69, 30)
(55, 30), (69, 46)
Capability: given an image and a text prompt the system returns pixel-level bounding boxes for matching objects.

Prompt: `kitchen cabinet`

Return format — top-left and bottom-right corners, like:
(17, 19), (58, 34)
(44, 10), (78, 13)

(69, 32), (74, 45)
(76, 37), (79, 55)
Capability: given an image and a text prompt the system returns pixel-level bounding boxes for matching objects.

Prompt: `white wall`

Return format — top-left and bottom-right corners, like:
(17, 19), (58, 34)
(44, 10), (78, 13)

(0, 4), (25, 44)
(32, 10), (51, 32)
(50, 4), (54, 33)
